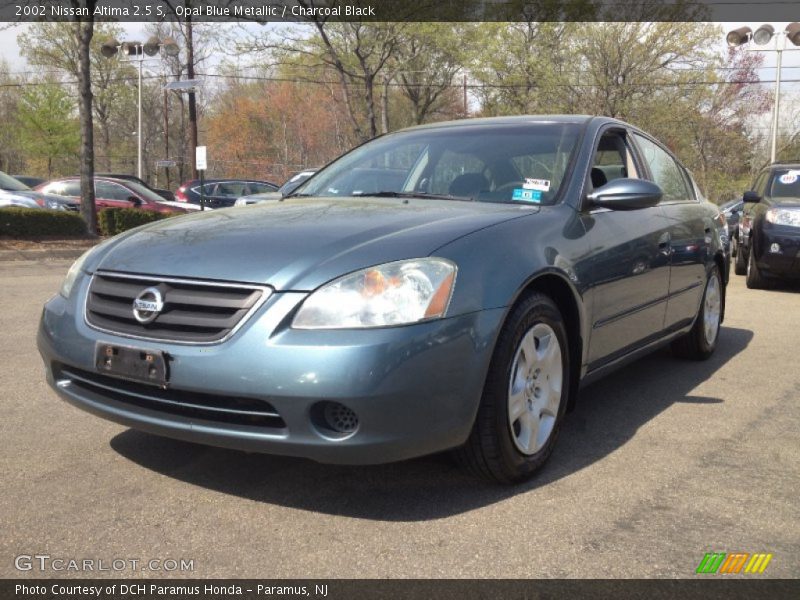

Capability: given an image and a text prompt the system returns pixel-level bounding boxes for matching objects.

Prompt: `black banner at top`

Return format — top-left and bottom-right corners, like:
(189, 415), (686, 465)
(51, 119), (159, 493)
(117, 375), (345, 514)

(1, 0), (799, 23)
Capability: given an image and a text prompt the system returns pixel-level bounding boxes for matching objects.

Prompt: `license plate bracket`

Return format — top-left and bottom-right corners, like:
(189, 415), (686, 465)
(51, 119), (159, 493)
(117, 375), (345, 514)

(95, 343), (169, 387)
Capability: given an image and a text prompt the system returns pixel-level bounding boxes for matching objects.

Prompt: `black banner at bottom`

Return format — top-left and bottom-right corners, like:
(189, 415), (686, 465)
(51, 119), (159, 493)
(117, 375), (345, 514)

(4, 579), (799, 600)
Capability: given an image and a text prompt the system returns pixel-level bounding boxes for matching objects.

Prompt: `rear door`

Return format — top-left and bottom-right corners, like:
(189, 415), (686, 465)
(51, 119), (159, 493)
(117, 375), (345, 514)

(631, 133), (708, 332)
(581, 128), (672, 368)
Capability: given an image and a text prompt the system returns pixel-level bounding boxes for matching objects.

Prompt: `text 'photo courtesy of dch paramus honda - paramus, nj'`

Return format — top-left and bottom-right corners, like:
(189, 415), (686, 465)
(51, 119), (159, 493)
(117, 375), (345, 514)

(38, 115), (729, 483)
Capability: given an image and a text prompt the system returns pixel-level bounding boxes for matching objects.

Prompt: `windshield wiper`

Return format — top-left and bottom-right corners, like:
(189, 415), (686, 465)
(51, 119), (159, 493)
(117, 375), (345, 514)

(363, 191), (475, 202)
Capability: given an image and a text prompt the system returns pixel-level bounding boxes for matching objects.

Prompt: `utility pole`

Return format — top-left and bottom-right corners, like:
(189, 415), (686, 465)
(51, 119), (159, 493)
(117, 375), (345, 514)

(186, 18), (199, 180)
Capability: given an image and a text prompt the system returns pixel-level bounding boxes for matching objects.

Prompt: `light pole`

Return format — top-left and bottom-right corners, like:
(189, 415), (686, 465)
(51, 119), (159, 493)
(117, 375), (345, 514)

(101, 36), (179, 180)
(726, 23), (800, 163)
(164, 79), (203, 186)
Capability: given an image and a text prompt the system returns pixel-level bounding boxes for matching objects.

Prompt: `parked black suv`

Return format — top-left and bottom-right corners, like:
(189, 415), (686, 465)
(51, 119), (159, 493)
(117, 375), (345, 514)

(735, 162), (800, 288)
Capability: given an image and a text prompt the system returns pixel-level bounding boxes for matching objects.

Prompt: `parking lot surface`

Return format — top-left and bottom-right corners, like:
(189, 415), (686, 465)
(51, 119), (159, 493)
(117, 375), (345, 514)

(2, 259), (798, 578)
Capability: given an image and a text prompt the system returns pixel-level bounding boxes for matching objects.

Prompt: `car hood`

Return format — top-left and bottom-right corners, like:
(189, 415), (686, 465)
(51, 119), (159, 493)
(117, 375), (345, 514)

(774, 197), (800, 208)
(95, 197), (536, 290)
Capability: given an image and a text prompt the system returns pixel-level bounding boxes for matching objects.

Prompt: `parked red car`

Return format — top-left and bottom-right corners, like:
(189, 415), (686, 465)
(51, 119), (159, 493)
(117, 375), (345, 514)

(36, 177), (188, 214)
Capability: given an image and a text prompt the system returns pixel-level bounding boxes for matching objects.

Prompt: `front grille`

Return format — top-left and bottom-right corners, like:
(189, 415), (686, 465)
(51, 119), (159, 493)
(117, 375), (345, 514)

(85, 272), (270, 343)
(58, 365), (286, 429)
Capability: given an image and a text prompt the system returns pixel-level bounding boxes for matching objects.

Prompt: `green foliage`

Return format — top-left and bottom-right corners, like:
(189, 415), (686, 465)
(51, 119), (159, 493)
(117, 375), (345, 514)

(18, 22), (139, 174)
(16, 83), (80, 178)
(98, 209), (173, 237)
(0, 208), (88, 238)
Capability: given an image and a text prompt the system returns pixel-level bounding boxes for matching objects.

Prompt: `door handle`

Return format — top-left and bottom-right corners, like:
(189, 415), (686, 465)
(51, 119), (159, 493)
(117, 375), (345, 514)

(658, 232), (672, 255)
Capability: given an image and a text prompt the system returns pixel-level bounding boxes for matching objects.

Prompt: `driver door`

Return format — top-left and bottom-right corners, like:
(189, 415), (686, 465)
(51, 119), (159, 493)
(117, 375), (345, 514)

(580, 129), (671, 368)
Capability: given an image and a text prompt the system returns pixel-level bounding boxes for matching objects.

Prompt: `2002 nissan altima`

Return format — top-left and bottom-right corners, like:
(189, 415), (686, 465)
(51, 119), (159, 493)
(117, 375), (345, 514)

(38, 116), (729, 483)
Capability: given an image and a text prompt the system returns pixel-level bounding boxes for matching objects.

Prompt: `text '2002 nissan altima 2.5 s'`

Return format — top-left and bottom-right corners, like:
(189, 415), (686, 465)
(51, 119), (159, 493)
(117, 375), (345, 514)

(38, 116), (729, 483)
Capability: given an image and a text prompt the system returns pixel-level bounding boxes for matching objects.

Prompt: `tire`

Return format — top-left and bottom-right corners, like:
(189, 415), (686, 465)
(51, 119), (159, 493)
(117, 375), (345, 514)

(454, 293), (570, 483)
(734, 244), (747, 275)
(746, 246), (769, 289)
(731, 235), (738, 258)
(671, 265), (722, 361)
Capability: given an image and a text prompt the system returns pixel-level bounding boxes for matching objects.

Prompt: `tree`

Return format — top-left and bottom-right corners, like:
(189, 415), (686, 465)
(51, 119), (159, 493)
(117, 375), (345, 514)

(16, 81), (80, 177)
(238, 10), (405, 142)
(16, 5), (98, 233)
(19, 22), (137, 173)
(392, 23), (476, 125)
(0, 60), (24, 174)
(205, 78), (353, 182)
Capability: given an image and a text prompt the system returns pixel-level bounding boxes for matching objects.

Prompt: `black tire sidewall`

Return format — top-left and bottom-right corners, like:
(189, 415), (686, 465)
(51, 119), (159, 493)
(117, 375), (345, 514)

(488, 295), (570, 479)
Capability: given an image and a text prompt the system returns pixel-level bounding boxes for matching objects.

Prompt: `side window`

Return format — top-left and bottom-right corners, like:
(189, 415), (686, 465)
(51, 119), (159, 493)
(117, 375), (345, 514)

(216, 182), (247, 197)
(60, 181), (81, 197)
(590, 132), (639, 190)
(680, 166), (698, 201)
(248, 182), (274, 194)
(96, 181), (132, 201)
(633, 134), (691, 202)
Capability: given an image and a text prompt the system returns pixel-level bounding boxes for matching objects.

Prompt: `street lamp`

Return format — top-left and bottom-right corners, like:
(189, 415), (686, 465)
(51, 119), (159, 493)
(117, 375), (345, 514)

(164, 79), (205, 208)
(727, 23), (800, 163)
(102, 37), (179, 180)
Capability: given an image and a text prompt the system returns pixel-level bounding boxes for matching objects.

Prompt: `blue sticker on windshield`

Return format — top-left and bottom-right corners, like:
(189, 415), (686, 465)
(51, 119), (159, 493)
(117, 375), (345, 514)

(512, 188), (542, 202)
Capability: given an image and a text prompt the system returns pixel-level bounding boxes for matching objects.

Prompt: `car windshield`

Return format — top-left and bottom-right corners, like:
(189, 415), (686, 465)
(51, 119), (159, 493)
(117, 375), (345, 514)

(121, 180), (169, 203)
(294, 122), (581, 205)
(0, 171), (31, 192)
(770, 169), (800, 199)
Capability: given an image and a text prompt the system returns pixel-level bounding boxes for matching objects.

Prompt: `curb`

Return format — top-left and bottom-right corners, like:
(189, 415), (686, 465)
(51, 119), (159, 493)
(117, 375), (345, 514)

(0, 248), (88, 262)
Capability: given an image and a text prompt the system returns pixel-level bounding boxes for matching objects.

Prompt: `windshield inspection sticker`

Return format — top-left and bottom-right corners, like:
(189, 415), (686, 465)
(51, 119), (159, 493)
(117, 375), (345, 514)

(512, 188), (542, 202)
(523, 178), (550, 191)
(778, 171), (799, 185)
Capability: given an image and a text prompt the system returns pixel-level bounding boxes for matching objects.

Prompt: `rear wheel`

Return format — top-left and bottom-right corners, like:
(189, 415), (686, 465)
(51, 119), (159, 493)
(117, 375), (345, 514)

(455, 293), (570, 483)
(671, 265), (722, 360)
(746, 246), (770, 289)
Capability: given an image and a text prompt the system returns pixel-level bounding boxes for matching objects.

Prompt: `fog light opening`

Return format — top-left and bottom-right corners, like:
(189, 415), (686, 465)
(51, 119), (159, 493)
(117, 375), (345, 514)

(770, 243), (781, 254)
(310, 401), (360, 440)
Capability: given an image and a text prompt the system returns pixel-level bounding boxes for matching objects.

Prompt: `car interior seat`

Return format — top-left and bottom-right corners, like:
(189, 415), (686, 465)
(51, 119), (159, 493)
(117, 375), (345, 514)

(449, 173), (490, 198)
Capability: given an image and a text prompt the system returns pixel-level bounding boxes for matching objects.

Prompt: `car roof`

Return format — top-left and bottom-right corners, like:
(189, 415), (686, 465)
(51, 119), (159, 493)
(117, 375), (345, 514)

(53, 176), (133, 185)
(766, 163), (800, 171)
(399, 114), (596, 133)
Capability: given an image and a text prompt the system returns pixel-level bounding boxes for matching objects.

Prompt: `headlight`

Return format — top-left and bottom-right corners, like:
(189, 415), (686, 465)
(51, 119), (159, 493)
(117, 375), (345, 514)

(293, 258), (457, 329)
(766, 208), (800, 227)
(59, 249), (92, 298)
(59, 239), (113, 298)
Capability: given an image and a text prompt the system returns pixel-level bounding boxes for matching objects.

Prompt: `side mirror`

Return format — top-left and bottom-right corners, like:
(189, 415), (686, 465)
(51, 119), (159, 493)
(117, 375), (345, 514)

(588, 178), (663, 210)
(743, 191), (761, 203)
(127, 195), (142, 206)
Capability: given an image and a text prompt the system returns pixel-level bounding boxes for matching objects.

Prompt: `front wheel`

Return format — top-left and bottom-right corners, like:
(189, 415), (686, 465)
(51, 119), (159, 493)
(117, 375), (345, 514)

(454, 293), (570, 483)
(671, 265), (722, 360)
(734, 243), (747, 275)
(746, 246), (770, 289)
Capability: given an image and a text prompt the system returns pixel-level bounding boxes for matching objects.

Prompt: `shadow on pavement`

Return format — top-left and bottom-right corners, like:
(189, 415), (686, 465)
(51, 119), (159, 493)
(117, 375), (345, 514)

(111, 326), (753, 522)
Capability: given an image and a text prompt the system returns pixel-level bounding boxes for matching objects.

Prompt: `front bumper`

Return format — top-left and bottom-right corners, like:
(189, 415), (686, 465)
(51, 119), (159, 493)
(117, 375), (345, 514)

(755, 227), (800, 278)
(37, 273), (504, 464)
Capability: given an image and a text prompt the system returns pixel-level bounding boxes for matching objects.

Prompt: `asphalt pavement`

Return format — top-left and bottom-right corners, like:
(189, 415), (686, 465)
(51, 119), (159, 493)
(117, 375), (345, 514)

(1, 258), (798, 578)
